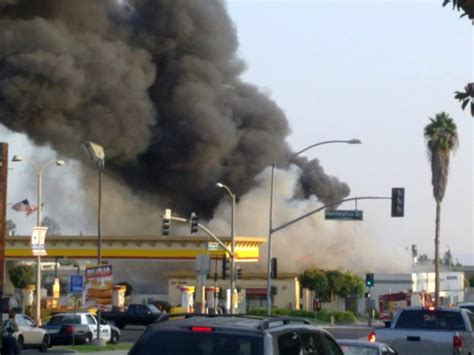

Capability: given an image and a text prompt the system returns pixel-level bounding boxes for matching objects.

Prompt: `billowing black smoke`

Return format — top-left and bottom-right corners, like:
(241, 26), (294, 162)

(0, 0), (349, 216)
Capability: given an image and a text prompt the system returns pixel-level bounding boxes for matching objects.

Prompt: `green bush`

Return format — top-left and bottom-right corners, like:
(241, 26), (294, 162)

(248, 307), (356, 324)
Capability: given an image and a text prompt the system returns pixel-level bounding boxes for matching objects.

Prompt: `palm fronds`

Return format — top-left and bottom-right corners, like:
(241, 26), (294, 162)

(454, 83), (474, 117)
(442, 0), (474, 18)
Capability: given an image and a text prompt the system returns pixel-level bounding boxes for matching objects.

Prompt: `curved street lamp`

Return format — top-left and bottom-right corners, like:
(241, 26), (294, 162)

(216, 182), (236, 314)
(11, 155), (66, 324)
(266, 139), (362, 315)
(81, 141), (105, 344)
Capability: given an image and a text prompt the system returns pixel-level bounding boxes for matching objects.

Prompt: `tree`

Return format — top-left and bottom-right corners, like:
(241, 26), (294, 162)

(470, 275), (474, 288)
(300, 268), (329, 299)
(9, 264), (34, 289)
(325, 270), (344, 302)
(454, 83), (474, 117)
(418, 254), (430, 262)
(6, 219), (16, 236)
(339, 272), (365, 298)
(442, 248), (454, 268)
(424, 112), (459, 305)
(42, 216), (61, 236)
(442, 0), (474, 19)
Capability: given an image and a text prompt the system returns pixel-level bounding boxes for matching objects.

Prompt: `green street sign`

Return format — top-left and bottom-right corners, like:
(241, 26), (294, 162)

(325, 210), (363, 221)
(207, 242), (219, 251)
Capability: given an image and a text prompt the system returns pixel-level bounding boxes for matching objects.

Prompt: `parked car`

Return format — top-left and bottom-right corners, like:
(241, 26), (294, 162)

(42, 312), (111, 345)
(10, 313), (49, 352)
(372, 306), (474, 355)
(101, 304), (162, 329)
(337, 339), (398, 355)
(94, 315), (120, 344)
(129, 314), (344, 355)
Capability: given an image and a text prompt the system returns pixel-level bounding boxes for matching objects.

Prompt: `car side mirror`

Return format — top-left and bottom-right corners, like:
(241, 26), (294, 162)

(384, 321), (391, 328)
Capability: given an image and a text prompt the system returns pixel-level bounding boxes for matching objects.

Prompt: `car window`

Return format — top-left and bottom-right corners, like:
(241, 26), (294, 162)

(15, 315), (25, 326)
(147, 304), (161, 314)
(22, 315), (34, 327)
(467, 312), (474, 330)
(129, 331), (263, 355)
(278, 331), (302, 355)
(324, 334), (343, 355)
(339, 345), (378, 355)
(395, 310), (466, 330)
(86, 315), (96, 325)
(299, 331), (326, 355)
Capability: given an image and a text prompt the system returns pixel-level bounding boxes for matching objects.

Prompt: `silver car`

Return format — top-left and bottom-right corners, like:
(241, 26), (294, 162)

(337, 339), (398, 355)
(13, 313), (50, 352)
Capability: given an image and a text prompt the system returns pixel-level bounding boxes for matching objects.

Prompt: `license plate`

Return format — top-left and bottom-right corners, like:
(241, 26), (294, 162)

(47, 329), (59, 334)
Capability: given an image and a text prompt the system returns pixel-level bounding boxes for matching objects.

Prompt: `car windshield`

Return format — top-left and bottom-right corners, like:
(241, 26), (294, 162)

(130, 330), (263, 355)
(147, 304), (161, 314)
(339, 345), (378, 355)
(47, 315), (80, 325)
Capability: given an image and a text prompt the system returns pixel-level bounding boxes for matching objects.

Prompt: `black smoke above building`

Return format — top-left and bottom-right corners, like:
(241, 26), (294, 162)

(0, 0), (349, 217)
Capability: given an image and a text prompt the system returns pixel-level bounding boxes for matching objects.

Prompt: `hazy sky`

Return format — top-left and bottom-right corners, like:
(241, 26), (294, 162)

(2, 0), (472, 267)
(227, 0), (473, 263)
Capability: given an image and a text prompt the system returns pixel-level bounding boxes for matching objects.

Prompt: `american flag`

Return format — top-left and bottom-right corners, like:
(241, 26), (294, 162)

(11, 199), (38, 216)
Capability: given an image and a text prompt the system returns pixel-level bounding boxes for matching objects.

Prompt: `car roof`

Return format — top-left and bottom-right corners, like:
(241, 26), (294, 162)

(147, 315), (327, 335)
(51, 312), (90, 316)
(458, 302), (474, 307)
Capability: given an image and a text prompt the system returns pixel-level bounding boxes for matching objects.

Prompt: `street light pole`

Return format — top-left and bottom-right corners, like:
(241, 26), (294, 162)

(12, 156), (65, 324)
(216, 183), (236, 314)
(81, 141), (105, 344)
(266, 139), (361, 315)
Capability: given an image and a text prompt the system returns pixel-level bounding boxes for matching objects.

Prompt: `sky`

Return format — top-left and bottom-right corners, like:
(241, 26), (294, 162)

(226, 0), (473, 264)
(2, 0), (472, 269)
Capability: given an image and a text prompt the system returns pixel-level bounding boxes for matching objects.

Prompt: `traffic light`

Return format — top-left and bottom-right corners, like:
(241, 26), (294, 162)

(190, 212), (199, 234)
(236, 266), (243, 280)
(161, 209), (171, 236)
(365, 273), (375, 287)
(391, 187), (405, 217)
(270, 257), (278, 279)
(222, 257), (230, 279)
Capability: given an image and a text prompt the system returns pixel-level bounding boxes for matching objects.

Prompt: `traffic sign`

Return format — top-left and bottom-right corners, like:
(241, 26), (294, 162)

(207, 242), (219, 251)
(325, 210), (363, 221)
(31, 226), (48, 256)
(69, 275), (84, 294)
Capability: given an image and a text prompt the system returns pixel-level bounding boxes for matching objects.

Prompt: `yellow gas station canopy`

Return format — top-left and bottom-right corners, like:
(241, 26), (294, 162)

(5, 235), (265, 262)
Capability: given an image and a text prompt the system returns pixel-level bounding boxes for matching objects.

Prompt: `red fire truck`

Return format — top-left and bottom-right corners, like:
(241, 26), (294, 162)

(378, 292), (432, 321)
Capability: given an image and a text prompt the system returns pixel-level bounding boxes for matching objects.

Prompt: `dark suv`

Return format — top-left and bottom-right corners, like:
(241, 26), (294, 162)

(129, 314), (343, 355)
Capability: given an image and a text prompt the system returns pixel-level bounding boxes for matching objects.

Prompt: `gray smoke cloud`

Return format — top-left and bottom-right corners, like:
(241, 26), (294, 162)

(0, 0), (349, 220)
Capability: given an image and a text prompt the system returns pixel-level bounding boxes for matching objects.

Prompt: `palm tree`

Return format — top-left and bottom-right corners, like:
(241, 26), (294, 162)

(424, 112), (459, 305)
(454, 83), (474, 117)
(442, 0), (474, 18)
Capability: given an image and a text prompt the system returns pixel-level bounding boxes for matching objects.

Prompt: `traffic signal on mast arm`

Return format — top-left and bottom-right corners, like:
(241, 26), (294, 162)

(365, 273), (375, 287)
(162, 209), (171, 237)
(190, 212), (199, 234)
(236, 266), (243, 280)
(391, 187), (405, 217)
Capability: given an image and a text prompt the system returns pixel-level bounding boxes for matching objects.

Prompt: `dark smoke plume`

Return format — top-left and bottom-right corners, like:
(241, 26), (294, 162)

(0, 0), (349, 217)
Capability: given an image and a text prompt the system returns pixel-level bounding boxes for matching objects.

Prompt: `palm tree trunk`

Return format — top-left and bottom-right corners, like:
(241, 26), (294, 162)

(434, 201), (441, 306)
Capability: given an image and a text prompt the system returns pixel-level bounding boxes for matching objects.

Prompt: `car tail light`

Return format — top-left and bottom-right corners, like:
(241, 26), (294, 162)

(368, 331), (376, 343)
(453, 335), (463, 349)
(190, 326), (214, 333)
(64, 325), (75, 334)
